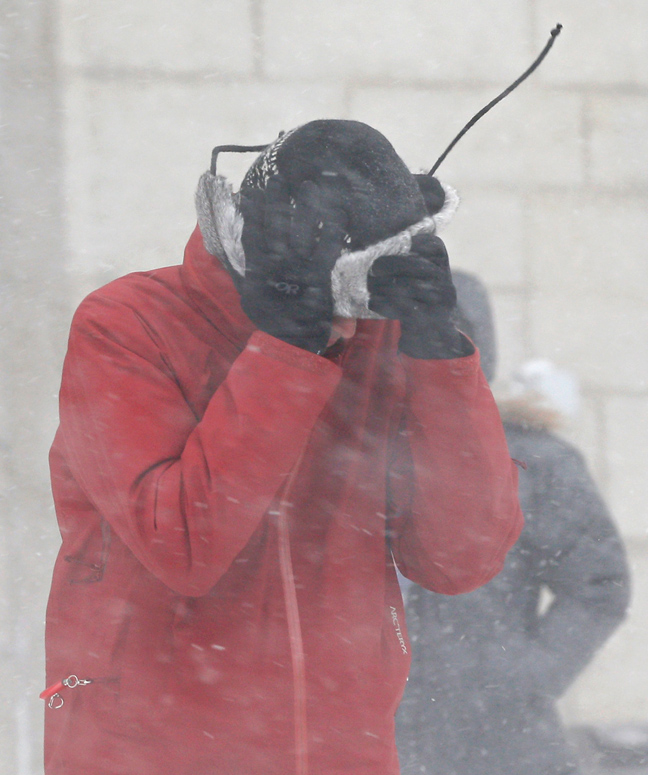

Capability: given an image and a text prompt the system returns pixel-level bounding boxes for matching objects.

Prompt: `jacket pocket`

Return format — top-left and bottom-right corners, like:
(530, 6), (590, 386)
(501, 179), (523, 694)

(64, 518), (111, 583)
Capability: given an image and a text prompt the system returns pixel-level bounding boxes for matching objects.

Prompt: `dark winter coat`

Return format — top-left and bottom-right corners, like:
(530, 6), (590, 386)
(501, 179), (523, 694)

(396, 411), (630, 775)
(44, 226), (522, 775)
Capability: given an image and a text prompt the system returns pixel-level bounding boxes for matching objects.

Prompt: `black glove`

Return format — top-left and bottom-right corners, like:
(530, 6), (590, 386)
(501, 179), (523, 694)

(413, 174), (446, 215)
(368, 233), (473, 359)
(240, 175), (348, 354)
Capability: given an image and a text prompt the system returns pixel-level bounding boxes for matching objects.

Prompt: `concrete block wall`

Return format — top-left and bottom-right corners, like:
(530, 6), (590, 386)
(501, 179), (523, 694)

(44, 0), (648, 756)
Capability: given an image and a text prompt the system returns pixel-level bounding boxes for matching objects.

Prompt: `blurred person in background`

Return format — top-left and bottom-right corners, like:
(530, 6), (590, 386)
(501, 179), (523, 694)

(396, 271), (630, 775)
(42, 121), (523, 775)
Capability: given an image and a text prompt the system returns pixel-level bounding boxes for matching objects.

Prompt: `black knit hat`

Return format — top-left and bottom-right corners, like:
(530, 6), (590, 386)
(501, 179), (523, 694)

(195, 120), (459, 318)
(240, 120), (428, 251)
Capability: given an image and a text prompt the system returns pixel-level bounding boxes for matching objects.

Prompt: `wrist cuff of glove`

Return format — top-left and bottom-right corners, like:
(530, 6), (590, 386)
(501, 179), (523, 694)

(250, 321), (331, 355)
(240, 301), (332, 355)
(249, 325), (330, 354)
(279, 333), (329, 355)
(399, 320), (475, 360)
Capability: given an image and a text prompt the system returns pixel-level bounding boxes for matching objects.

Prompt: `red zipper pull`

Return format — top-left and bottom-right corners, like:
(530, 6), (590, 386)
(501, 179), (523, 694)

(40, 681), (65, 701)
(40, 675), (92, 709)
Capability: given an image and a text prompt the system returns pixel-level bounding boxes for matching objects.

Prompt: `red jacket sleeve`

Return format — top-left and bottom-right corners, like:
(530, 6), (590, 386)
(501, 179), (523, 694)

(57, 297), (341, 597)
(388, 349), (523, 595)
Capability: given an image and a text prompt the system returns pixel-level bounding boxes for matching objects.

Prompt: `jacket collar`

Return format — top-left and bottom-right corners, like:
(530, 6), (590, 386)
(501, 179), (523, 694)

(180, 224), (255, 349)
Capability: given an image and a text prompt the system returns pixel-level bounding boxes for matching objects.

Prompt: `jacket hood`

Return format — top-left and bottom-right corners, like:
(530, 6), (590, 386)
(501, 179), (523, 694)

(180, 224), (255, 349)
(499, 359), (580, 431)
(498, 396), (564, 432)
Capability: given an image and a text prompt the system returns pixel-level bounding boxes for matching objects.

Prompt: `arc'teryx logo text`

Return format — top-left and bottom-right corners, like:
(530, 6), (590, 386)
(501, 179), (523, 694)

(390, 606), (408, 654)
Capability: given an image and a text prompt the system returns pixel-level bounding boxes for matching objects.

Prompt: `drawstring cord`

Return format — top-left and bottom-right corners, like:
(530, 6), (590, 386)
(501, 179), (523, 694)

(277, 448), (309, 775)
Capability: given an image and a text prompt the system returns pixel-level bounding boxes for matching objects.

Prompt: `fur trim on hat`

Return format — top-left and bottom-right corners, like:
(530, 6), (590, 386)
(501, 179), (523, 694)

(195, 172), (246, 276)
(331, 184), (458, 318)
(195, 171), (459, 319)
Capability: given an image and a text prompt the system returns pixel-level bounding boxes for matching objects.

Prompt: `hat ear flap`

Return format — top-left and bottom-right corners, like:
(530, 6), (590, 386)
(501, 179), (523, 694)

(195, 171), (246, 276)
(414, 174), (446, 216)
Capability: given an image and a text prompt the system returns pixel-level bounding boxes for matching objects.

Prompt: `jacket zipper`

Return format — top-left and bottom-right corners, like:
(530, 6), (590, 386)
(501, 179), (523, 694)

(277, 448), (309, 775)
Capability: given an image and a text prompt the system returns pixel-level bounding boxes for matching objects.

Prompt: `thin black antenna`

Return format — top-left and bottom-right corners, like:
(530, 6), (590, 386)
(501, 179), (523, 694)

(211, 144), (270, 175)
(429, 24), (563, 176)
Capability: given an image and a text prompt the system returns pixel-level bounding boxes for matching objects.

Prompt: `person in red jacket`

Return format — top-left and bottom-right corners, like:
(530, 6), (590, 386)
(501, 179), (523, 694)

(43, 119), (522, 775)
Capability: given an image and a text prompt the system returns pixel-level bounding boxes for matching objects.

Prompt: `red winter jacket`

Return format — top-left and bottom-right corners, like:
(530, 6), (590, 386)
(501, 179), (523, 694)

(44, 226), (523, 775)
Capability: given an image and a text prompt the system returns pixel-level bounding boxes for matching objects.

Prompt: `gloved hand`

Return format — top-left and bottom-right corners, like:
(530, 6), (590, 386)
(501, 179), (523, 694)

(367, 233), (473, 359)
(240, 175), (348, 354)
(413, 174), (446, 215)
